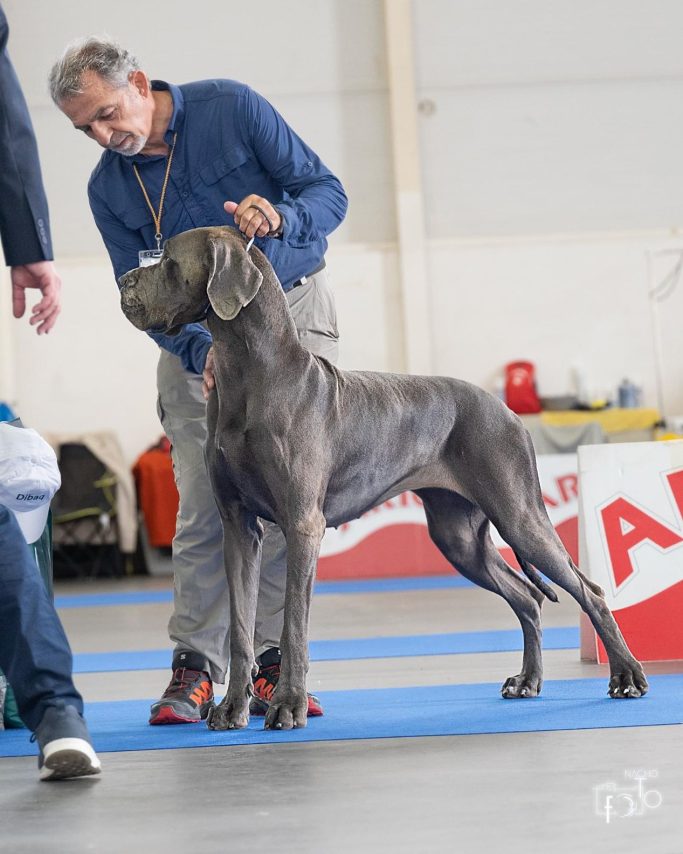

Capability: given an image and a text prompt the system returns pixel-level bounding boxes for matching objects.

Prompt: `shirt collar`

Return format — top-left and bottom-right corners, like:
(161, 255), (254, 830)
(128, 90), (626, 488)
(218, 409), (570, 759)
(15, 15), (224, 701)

(151, 80), (184, 140)
(129, 80), (184, 163)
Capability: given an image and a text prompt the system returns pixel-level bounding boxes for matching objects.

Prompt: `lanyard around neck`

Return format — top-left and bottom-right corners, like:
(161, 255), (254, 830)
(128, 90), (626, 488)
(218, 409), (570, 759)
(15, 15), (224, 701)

(132, 132), (178, 251)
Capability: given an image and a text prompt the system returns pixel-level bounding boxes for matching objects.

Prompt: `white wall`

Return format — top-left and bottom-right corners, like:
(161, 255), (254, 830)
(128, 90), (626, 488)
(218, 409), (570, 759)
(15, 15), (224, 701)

(429, 232), (679, 406)
(414, 0), (683, 236)
(2, 0), (683, 464)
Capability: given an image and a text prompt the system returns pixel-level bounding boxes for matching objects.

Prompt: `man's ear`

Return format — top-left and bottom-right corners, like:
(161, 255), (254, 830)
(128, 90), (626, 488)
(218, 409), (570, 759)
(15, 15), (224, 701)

(130, 70), (150, 97)
(206, 235), (263, 320)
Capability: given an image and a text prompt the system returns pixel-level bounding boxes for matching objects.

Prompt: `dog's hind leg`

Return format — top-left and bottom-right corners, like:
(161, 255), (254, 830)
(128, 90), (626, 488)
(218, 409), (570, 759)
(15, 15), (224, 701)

(468, 429), (648, 699)
(416, 488), (546, 698)
(206, 503), (263, 731)
(493, 511), (648, 698)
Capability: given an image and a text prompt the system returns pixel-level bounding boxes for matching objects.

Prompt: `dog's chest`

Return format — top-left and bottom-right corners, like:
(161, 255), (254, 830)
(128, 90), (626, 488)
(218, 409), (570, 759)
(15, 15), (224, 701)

(213, 425), (282, 520)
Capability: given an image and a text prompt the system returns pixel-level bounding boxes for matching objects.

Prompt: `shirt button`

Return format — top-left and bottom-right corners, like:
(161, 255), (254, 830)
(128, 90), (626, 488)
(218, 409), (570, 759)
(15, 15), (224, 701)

(182, 191), (189, 198)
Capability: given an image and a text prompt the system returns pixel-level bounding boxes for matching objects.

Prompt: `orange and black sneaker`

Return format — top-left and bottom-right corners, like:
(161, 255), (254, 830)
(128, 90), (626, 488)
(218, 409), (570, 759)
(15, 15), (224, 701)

(149, 657), (214, 725)
(249, 647), (323, 717)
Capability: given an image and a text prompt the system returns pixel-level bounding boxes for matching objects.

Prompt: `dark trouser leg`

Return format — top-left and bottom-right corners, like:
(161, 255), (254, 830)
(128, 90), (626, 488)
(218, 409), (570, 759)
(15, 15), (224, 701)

(0, 505), (83, 732)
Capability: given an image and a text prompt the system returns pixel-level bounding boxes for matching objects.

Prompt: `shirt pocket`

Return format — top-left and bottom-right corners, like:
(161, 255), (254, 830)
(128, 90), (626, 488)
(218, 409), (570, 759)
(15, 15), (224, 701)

(121, 205), (154, 232)
(199, 147), (250, 186)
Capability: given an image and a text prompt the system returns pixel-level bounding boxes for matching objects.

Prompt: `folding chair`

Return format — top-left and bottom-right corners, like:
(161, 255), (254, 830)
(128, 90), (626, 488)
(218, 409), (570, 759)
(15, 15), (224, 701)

(51, 443), (122, 579)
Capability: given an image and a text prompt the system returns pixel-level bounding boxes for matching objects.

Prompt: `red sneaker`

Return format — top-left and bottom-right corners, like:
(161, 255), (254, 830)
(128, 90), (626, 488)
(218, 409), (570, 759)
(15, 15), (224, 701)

(149, 667), (214, 725)
(249, 649), (323, 717)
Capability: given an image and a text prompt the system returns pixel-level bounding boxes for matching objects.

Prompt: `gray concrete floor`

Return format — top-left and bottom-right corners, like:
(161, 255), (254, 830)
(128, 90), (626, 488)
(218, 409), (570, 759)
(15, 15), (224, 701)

(1, 577), (681, 853)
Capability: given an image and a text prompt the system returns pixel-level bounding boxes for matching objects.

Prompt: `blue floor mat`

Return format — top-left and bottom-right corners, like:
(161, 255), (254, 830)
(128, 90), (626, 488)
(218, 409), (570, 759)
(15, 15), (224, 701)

(71, 627), (580, 673)
(2, 675), (680, 758)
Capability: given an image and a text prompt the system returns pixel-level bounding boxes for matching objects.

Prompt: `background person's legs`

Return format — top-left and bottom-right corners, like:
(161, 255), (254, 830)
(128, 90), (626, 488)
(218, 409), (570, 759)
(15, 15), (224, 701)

(149, 351), (228, 724)
(0, 505), (83, 732)
(0, 505), (100, 779)
(157, 351), (230, 686)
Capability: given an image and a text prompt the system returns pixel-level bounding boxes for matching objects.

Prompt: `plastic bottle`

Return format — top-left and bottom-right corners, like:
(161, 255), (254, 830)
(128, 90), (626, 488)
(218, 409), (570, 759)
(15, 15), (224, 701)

(618, 379), (638, 409)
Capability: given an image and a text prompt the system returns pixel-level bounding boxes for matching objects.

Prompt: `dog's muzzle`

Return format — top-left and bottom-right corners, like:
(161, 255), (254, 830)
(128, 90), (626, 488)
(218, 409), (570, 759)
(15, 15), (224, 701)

(119, 284), (150, 330)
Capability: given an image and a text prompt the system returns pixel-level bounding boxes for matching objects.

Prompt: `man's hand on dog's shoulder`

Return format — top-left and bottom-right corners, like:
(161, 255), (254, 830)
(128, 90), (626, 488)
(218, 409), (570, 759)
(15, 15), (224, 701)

(202, 346), (215, 400)
(224, 196), (283, 241)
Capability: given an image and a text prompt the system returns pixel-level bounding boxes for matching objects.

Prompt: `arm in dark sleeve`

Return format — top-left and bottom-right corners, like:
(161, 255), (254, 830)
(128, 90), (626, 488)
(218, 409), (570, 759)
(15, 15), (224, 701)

(0, 7), (53, 265)
(88, 183), (212, 374)
(240, 86), (348, 248)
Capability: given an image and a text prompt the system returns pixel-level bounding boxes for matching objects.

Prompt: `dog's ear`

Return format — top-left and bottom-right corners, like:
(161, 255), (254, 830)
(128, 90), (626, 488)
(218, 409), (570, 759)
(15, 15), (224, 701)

(206, 235), (263, 320)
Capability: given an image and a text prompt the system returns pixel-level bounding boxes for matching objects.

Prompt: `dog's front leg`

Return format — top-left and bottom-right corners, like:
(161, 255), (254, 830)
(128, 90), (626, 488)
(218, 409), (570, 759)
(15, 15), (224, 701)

(264, 512), (325, 730)
(207, 503), (263, 731)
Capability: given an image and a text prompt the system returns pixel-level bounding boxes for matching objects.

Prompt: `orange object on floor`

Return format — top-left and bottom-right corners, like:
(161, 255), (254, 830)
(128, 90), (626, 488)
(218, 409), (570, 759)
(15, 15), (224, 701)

(133, 438), (178, 548)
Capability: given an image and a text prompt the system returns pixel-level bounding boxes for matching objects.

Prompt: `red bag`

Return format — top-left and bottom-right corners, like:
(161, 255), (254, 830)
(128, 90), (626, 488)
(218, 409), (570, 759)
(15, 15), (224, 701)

(133, 437), (178, 548)
(504, 360), (541, 414)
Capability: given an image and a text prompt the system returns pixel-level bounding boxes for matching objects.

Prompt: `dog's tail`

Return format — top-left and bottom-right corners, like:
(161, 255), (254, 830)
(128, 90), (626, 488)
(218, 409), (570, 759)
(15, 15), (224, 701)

(515, 553), (559, 603)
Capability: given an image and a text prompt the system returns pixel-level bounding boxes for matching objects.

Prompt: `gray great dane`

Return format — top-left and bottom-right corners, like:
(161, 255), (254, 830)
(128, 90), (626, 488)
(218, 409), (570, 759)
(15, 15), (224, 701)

(119, 226), (648, 731)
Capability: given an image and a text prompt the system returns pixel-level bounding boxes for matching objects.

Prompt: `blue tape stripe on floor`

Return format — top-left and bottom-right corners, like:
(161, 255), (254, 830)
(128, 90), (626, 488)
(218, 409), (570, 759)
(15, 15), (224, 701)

(55, 591), (174, 608)
(54, 575), (474, 609)
(71, 627), (580, 673)
(315, 576), (474, 594)
(2, 674), (680, 757)
(73, 650), (169, 672)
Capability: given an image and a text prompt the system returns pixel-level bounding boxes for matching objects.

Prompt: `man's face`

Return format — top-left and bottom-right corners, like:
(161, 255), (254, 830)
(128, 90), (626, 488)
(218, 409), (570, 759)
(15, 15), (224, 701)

(60, 69), (153, 156)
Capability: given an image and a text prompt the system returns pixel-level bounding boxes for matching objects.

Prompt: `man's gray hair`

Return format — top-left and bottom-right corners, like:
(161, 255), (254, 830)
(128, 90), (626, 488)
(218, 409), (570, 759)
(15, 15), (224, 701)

(48, 37), (140, 104)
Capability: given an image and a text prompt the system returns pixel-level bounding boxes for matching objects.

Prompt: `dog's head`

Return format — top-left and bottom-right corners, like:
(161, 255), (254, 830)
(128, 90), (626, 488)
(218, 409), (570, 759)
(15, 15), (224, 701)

(119, 226), (263, 334)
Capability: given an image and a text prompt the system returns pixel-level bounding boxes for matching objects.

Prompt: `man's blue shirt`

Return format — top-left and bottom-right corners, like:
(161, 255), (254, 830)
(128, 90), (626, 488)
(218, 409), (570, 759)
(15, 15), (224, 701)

(88, 79), (347, 374)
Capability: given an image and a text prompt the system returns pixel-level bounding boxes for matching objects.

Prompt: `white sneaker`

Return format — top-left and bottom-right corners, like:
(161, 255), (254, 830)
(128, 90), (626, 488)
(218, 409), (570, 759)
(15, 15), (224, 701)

(34, 704), (102, 781)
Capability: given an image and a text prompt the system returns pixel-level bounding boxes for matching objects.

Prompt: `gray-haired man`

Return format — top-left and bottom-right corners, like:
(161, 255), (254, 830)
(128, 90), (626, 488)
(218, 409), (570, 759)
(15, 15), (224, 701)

(49, 38), (347, 724)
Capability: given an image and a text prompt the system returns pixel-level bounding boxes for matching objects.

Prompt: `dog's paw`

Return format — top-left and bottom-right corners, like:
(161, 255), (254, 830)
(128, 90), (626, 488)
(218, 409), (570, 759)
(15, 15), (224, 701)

(206, 699), (249, 730)
(501, 674), (542, 699)
(608, 665), (649, 699)
(263, 691), (308, 731)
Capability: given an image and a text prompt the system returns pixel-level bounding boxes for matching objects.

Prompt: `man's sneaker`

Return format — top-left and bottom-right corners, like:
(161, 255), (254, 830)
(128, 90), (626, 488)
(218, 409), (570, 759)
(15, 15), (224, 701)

(249, 648), (323, 717)
(34, 703), (102, 782)
(149, 667), (214, 725)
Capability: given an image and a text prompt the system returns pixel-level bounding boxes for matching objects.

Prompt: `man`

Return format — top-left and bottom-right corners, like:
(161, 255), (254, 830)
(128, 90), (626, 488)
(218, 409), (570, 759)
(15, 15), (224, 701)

(0, 5), (101, 780)
(49, 38), (347, 725)
(0, 6), (61, 333)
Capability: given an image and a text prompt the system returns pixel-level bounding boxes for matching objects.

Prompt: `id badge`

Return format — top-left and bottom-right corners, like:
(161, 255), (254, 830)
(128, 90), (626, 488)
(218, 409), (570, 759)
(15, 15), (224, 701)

(139, 249), (164, 268)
